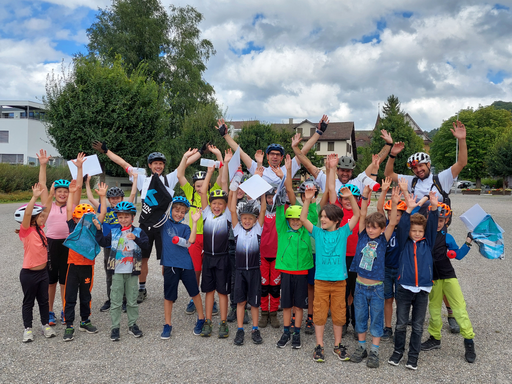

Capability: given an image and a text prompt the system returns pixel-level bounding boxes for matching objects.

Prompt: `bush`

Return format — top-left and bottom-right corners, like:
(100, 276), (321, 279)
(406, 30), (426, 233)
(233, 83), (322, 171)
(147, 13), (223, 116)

(481, 178), (500, 188)
(0, 164), (71, 193)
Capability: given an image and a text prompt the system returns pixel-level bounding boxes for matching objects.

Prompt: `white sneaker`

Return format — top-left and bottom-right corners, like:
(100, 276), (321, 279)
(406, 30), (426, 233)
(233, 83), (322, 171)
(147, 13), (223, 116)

(23, 328), (34, 343)
(42, 324), (56, 338)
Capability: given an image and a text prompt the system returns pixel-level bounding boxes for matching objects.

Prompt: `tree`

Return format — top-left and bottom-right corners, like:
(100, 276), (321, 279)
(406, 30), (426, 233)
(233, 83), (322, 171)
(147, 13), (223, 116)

(369, 95), (424, 179)
(43, 56), (169, 177)
(492, 100), (512, 113)
(487, 128), (512, 192)
(430, 106), (512, 187)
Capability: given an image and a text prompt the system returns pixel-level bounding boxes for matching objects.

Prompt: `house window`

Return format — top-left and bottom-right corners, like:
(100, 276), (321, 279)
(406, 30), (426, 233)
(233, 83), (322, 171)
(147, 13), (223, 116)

(346, 142), (351, 154)
(310, 127), (316, 137)
(297, 127), (303, 135)
(328, 142), (334, 151)
(315, 142), (320, 151)
(0, 131), (8, 143)
(0, 154), (23, 164)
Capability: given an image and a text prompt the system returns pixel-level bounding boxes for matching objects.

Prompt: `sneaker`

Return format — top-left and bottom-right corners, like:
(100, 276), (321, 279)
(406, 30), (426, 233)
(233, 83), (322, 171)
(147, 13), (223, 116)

(269, 311), (280, 328)
(161, 324), (172, 340)
(212, 301), (219, 316)
(291, 332), (301, 349)
(333, 343), (350, 361)
(243, 310), (249, 324)
(186, 299), (196, 315)
(218, 321), (229, 338)
(122, 301), (127, 313)
(129, 324), (143, 337)
(351, 345), (368, 363)
(60, 310), (65, 324)
(200, 319), (213, 337)
(100, 300), (110, 312)
(23, 328), (34, 343)
(258, 311), (269, 328)
(276, 332), (291, 348)
(234, 329), (244, 346)
(405, 357), (418, 370)
(367, 350), (379, 368)
(137, 288), (147, 304)
(42, 324), (56, 338)
(193, 318), (205, 336)
(227, 306), (237, 322)
(48, 311), (56, 326)
(448, 316), (460, 333)
(252, 329), (263, 344)
(79, 320), (98, 334)
(305, 317), (314, 335)
(381, 327), (393, 341)
(63, 327), (74, 341)
(313, 344), (325, 362)
(388, 351), (403, 366)
(421, 335), (441, 351)
(110, 328), (120, 341)
(464, 339), (476, 363)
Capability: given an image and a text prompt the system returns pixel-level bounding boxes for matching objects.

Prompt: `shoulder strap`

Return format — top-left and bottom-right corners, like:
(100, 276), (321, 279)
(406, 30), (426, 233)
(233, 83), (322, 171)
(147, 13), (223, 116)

(430, 175), (449, 201)
(163, 174), (169, 188)
(411, 177), (419, 194)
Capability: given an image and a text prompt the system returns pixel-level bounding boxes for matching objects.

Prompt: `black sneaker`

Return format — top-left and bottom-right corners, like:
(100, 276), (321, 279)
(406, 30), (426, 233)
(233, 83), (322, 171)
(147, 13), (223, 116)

(305, 317), (314, 335)
(351, 346), (368, 363)
(421, 335), (441, 351)
(448, 317), (460, 333)
(388, 351), (403, 366)
(313, 344), (325, 362)
(79, 320), (98, 334)
(128, 324), (143, 338)
(63, 327), (74, 342)
(252, 329), (263, 344)
(227, 306), (237, 323)
(464, 339), (476, 363)
(234, 329), (244, 346)
(333, 343), (350, 361)
(291, 332), (301, 349)
(276, 332), (291, 348)
(110, 328), (120, 341)
(367, 350), (379, 368)
(100, 300), (110, 312)
(381, 327), (393, 341)
(405, 357), (418, 370)
(137, 289), (147, 304)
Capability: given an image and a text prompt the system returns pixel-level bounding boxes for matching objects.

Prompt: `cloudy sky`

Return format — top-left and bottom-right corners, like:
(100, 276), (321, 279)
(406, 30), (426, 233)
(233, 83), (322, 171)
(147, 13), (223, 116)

(1, 0), (511, 131)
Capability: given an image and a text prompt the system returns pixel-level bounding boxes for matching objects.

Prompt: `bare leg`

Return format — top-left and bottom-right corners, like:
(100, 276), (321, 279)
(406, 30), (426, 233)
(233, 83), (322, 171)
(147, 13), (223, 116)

(49, 283), (57, 312)
(237, 302), (246, 328)
(140, 259), (148, 284)
(205, 291), (215, 319)
(283, 308), (292, 326)
(164, 299), (173, 325)
(384, 298), (394, 328)
(251, 306), (259, 327)
(372, 336), (381, 347)
(218, 293), (228, 321)
(315, 324), (325, 347)
(294, 308), (304, 329)
(195, 270), (201, 286)
(59, 284), (65, 308)
(333, 324), (342, 345)
(192, 294), (204, 319)
(308, 284), (314, 315)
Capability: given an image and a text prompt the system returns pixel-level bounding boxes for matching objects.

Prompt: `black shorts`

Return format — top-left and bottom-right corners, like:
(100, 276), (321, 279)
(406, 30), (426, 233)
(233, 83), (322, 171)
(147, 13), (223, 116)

(201, 254), (231, 295)
(280, 272), (308, 309)
(163, 267), (199, 302)
(47, 238), (69, 285)
(234, 269), (261, 307)
(139, 223), (162, 260)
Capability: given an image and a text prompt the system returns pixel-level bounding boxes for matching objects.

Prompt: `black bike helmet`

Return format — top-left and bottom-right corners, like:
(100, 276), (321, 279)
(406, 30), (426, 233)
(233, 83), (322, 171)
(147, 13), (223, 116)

(298, 179), (321, 197)
(107, 187), (125, 198)
(147, 152), (167, 164)
(192, 171), (207, 183)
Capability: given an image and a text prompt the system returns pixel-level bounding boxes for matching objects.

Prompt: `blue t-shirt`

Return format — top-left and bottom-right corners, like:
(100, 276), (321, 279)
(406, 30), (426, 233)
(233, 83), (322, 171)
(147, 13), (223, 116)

(385, 224), (400, 269)
(351, 229), (387, 281)
(311, 224), (351, 281)
(160, 219), (193, 269)
(99, 205), (122, 248)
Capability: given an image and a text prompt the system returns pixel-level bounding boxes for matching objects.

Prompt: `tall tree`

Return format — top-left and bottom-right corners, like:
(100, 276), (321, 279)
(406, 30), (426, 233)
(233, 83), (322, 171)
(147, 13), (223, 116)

(487, 128), (512, 192)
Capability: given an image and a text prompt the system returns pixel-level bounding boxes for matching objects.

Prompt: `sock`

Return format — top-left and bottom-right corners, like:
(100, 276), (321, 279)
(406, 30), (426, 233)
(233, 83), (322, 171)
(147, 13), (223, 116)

(464, 338), (474, 345)
(447, 306), (454, 316)
(358, 340), (366, 349)
(252, 326), (258, 331)
(294, 327), (301, 334)
(371, 344), (379, 353)
(139, 282), (146, 290)
(284, 326), (290, 334)
(238, 327), (244, 331)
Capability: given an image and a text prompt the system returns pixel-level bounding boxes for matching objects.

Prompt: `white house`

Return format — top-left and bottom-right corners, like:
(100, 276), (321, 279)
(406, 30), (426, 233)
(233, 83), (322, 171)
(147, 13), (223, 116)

(0, 100), (61, 165)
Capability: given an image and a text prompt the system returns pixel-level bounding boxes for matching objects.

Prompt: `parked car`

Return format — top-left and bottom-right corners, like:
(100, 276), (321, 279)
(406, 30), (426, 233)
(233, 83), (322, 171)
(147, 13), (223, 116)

(457, 180), (476, 189)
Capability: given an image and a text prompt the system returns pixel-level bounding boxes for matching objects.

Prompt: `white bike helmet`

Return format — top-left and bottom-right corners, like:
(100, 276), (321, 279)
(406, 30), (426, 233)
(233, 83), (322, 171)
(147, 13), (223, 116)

(407, 152), (430, 169)
(14, 204), (45, 223)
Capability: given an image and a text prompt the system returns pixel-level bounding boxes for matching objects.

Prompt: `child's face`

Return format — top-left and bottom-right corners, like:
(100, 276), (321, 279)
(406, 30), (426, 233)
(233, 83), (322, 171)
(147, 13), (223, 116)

(266, 195), (274, 205)
(240, 213), (257, 230)
(172, 205), (188, 223)
(117, 212), (134, 227)
(148, 161), (165, 175)
(211, 199), (227, 216)
(55, 187), (69, 204)
(319, 210), (338, 231)
(287, 218), (302, 231)
(437, 217), (447, 231)
(366, 223), (384, 239)
(236, 188), (245, 200)
(340, 196), (352, 210)
(35, 213), (45, 227)
(387, 209), (403, 223)
(108, 196), (123, 208)
(409, 224), (425, 242)
(194, 180), (204, 193)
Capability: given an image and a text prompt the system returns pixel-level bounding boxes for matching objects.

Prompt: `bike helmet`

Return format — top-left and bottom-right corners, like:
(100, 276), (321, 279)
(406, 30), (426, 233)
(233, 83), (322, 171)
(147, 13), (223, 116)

(298, 179), (321, 197)
(73, 204), (95, 219)
(338, 183), (361, 198)
(337, 156), (356, 170)
(14, 204), (45, 223)
(265, 187), (277, 196)
(384, 200), (408, 211)
(147, 152), (167, 164)
(437, 202), (452, 218)
(172, 196), (191, 209)
(54, 179), (70, 189)
(241, 173), (251, 184)
(237, 199), (261, 220)
(114, 201), (137, 214)
(107, 187), (125, 198)
(285, 205), (302, 219)
(210, 189), (228, 203)
(407, 152), (430, 169)
(266, 144), (285, 156)
(192, 171), (207, 183)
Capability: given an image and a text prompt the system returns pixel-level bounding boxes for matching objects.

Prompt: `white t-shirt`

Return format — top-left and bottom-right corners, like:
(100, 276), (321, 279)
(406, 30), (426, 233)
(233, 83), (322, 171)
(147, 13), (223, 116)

(315, 170), (365, 194)
(248, 157), (300, 185)
(128, 167), (179, 200)
(398, 167), (456, 202)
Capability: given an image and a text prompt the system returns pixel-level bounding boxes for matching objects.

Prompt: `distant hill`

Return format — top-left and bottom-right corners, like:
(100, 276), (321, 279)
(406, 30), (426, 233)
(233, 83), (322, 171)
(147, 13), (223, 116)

(427, 128), (438, 139)
(492, 101), (512, 112)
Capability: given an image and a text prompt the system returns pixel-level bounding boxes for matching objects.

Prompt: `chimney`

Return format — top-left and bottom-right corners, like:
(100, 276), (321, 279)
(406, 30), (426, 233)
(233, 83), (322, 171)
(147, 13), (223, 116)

(289, 118), (293, 124)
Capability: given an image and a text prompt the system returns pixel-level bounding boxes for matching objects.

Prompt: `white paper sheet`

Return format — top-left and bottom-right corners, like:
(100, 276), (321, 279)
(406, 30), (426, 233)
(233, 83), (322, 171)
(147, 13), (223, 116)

(228, 146), (241, 181)
(67, 154), (103, 179)
(239, 174), (272, 200)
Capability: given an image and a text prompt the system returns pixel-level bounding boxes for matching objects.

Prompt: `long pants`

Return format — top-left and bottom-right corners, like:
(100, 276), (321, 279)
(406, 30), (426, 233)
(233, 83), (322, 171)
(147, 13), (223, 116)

(20, 268), (49, 328)
(345, 256), (356, 327)
(428, 278), (475, 340)
(110, 273), (139, 330)
(103, 248), (113, 300)
(64, 264), (93, 326)
(260, 257), (281, 312)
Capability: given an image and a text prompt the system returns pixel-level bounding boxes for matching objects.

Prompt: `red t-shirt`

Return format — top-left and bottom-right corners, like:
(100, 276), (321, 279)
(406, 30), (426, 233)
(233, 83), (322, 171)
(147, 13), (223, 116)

(335, 201), (359, 256)
(19, 225), (47, 269)
(260, 212), (278, 259)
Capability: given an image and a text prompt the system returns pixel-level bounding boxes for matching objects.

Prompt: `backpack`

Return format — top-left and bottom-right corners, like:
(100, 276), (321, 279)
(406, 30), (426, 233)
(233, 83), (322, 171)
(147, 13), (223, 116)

(139, 173), (173, 230)
(63, 213), (101, 260)
(411, 175), (452, 225)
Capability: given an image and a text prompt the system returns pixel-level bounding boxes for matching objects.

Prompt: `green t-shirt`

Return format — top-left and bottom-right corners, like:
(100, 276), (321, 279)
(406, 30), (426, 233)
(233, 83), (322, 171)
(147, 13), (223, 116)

(181, 182), (221, 234)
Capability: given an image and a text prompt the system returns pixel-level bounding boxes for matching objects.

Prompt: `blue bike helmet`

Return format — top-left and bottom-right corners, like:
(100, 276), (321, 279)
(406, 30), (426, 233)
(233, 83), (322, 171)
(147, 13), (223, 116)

(265, 144), (285, 156)
(114, 201), (137, 214)
(54, 179), (70, 189)
(172, 196), (191, 209)
(147, 152), (167, 164)
(338, 183), (361, 198)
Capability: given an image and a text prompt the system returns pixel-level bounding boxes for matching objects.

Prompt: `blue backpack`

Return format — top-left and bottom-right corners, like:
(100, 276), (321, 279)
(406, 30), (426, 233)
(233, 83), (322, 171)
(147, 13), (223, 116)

(63, 213), (101, 260)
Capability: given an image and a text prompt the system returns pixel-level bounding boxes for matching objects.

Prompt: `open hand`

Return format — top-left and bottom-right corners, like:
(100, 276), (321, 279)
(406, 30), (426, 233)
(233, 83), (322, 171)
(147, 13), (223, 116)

(451, 120), (466, 140)
(255, 166), (264, 177)
(255, 149), (264, 164)
(32, 183), (44, 198)
(72, 152), (87, 168)
(36, 149), (51, 166)
(382, 176), (392, 191)
(271, 165), (283, 179)
(291, 133), (302, 148)
(284, 154), (292, 171)
(391, 142), (405, 156)
(380, 129), (393, 144)
(191, 208), (202, 222)
(305, 184), (317, 200)
(95, 182), (108, 197)
(215, 119), (228, 136)
(224, 148), (233, 163)
(92, 140), (108, 154)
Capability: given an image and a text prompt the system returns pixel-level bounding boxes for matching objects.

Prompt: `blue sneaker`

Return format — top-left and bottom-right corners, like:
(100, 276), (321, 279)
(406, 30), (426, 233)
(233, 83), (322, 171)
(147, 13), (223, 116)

(194, 318), (206, 336)
(60, 311), (65, 324)
(49, 311), (56, 326)
(161, 324), (172, 340)
(185, 300), (196, 315)
(212, 301), (219, 316)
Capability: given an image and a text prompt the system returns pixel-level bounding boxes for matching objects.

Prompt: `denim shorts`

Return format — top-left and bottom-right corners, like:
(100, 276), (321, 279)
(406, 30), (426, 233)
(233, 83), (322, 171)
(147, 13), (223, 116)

(383, 267), (399, 300)
(354, 281), (384, 337)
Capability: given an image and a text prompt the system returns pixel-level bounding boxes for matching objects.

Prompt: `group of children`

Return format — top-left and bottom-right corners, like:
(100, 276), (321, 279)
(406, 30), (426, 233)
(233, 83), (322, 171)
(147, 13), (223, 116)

(16, 118), (476, 370)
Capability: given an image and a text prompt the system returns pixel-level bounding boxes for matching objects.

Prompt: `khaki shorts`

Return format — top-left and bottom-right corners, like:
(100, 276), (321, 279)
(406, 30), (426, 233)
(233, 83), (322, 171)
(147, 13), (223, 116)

(313, 280), (346, 326)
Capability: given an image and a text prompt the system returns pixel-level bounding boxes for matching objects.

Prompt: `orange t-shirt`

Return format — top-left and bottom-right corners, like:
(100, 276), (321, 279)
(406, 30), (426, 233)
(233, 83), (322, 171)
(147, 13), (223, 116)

(67, 249), (95, 266)
(19, 225), (48, 269)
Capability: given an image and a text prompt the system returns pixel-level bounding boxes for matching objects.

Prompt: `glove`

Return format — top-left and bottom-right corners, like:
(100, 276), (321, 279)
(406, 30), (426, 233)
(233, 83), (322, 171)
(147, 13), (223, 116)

(218, 124), (228, 137)
(319, 121), (328, 132)
(92, 140), (108, 154)
(199, 142), (210, 155)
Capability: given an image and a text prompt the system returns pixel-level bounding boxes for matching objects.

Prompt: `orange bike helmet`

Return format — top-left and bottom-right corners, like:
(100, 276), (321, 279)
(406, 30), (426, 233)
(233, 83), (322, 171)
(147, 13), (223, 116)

(384, 200), (407, 211)
(437, 203), (451, 218)
(73, 204), (95, 219)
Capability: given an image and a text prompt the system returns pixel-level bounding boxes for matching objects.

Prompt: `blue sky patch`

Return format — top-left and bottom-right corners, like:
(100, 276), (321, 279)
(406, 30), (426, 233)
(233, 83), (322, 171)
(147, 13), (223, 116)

(487, 70), (508, 84)
(401, 11), (413, 18)
(252, 13), (265, 26)
(229, 41), (264, 56)
(54, 40), (88, 57)
(493, 4), (509, 11)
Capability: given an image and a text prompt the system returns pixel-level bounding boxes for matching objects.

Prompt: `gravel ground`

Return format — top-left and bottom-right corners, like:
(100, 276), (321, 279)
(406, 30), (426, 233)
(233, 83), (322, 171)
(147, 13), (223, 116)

(0, 194), (511, 383)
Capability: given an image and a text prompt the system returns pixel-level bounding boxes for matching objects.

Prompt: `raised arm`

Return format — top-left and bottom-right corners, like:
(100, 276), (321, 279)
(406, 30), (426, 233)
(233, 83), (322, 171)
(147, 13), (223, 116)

(71, 152), (86, 206)
(384, 186), (400, 241)
(404, 193), (428, 214)
(229, 190), (238, 228)
(359, 186), (371, 234)
(92, 140), (132, 171)
(189, 209), (202, 244)
(127, 171), (138, 203)
(22, 184), (45, 229)
(450, 120), (468, 178)
(85, 175), (100, 210)
(258, 194), (266, 227)
(339, 187), (360, 231)
(299, 186), (316, 234)
(96, 182), (108, 223)
(383, 142), (404, 183)
(319, 155), (333, 209)
(215, 119), (253, 169)
(43, 183), (55, 222)
(67, 180), (77, 221)
(177, 148), (199, 187)
(291, 133), (318, 177)
(282, 154), (296, 205)
(328, 154), (338, 205)
(377, 176), (392, 214)
(375, 130), (394, 165)
(36, 149), (51, 204)
(200, 166), (214, 210)
(208, 145), (224, 187)
(220, 148), (232, 192)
